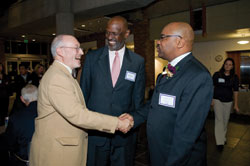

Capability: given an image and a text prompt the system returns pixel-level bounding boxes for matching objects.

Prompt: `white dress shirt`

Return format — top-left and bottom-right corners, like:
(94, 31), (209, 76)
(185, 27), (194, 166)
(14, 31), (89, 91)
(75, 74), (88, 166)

(55, 60), (72, 75)
(170, 52), (191, 67)
(109, 45), (125, 71)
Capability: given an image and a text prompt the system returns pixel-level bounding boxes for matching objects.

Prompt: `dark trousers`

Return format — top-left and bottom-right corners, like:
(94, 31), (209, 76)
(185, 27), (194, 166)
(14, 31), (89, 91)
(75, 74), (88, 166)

(87, 139), (136, 166)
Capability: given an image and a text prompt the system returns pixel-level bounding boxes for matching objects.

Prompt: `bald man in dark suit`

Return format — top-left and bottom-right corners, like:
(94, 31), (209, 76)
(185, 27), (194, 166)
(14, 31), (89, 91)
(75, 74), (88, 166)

(121, 22), (213, 166)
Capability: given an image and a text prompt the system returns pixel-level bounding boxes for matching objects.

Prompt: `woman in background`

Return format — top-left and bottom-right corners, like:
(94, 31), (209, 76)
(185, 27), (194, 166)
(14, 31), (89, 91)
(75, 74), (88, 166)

(30, 64), (44, 87)
(212, 58), (239, 151)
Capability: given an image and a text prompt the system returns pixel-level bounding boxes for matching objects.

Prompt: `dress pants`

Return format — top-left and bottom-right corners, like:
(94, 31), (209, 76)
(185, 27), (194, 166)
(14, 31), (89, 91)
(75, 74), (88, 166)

(87, 138), (135, 166)
(213, 99), (232, 145)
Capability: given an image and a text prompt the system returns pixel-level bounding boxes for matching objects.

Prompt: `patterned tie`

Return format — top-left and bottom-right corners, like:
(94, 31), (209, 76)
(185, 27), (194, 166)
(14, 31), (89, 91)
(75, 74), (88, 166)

(111, 51), (120, 87)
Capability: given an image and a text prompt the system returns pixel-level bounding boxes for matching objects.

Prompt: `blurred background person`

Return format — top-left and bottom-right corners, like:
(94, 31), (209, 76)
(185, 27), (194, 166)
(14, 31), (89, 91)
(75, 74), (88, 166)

(30, 64), (44, 87)
(0, 63), (10, 126)
(5, 84), (38, 166)
(13, 64), (32, 110)
(212, 57), (239, 151)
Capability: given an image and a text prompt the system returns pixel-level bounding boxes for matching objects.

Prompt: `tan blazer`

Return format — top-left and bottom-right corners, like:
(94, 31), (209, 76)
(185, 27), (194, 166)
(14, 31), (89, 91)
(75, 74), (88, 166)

(29, 61), (118, 166)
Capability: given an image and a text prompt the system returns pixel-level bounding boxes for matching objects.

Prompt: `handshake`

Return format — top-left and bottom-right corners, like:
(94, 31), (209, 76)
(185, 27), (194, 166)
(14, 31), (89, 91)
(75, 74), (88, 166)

(116, 113), (134, 134)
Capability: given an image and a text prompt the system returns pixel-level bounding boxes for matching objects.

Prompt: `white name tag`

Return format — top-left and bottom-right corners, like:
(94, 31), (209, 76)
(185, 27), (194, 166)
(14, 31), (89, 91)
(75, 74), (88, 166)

(125, 71), (136, 82)
(218, 78), (225, 83)
(159, 93), (176, 108)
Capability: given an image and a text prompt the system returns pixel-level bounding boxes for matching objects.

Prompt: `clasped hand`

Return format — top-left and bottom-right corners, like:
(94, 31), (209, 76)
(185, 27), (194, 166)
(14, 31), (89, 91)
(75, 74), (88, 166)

(117, 113), (134, 134)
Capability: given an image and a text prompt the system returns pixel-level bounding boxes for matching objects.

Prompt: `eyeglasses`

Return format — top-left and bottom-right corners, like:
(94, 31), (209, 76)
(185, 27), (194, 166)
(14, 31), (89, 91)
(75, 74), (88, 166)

(60, 46), (83, 52)
(160, 34), (182, 40)
(105, 31), (122, 37)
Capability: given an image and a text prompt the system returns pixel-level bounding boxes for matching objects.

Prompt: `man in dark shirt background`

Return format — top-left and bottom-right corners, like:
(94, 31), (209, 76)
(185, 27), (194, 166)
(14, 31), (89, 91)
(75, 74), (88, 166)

(13, 64), (32, 111)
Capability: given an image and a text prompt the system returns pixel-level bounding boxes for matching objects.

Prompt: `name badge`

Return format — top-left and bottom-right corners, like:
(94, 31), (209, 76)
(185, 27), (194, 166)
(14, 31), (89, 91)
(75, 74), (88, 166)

(218, 78), (225, 83)
(125, 71), (136, 82)
(159, 93), (176, 108)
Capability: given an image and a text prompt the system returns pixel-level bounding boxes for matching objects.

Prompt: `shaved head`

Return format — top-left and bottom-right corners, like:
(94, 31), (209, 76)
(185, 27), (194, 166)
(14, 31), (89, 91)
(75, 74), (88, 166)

(107, 16), (128, 31)
(164, 22), (194, 49)
(156, 22), (195, 61)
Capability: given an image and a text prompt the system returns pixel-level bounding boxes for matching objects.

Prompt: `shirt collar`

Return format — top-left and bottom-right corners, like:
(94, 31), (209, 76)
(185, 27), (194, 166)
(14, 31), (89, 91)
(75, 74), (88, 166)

(109, 45), (125, 55)
(170, 52), (191, 67)
(55, 60), (72, 74)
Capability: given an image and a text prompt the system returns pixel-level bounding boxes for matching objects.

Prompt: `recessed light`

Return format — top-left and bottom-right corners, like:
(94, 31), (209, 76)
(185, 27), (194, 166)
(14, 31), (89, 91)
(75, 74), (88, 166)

(21, 35), (26, 38)
(237, 40), (249, 44)
(52, 33), (56, 36)
(81, 24), (86, 28)
(32, 39), (36, 42)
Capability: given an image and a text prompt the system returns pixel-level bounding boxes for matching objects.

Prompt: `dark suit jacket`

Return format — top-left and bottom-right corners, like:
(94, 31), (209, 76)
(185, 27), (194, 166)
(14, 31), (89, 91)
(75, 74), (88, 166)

(80, 46), (145, 146)
(5, 101), (37, 160)
(132, 54), (213, 166)
(14, 73), (32, 96)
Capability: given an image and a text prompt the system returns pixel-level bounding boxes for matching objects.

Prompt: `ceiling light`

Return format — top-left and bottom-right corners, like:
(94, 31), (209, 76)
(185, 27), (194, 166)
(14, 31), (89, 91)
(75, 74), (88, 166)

(21, 35), (26, 38)
(32, 39), (36, 42)
(81, 24), (86, 27)
(52, 33), (56, 36)
(237, 40), (249, 44)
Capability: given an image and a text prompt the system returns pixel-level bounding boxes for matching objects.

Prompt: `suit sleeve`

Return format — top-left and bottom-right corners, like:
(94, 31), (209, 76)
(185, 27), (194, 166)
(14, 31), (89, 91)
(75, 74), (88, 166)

(133, 59), (145, 110)
(166, 73), (213, 166)
(80, 52), (92, 103)
(48, 74), (118, 134)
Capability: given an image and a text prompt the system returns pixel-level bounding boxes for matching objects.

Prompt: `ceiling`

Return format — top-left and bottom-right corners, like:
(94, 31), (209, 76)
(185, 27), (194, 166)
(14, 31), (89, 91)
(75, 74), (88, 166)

(0, 0), (248, 44)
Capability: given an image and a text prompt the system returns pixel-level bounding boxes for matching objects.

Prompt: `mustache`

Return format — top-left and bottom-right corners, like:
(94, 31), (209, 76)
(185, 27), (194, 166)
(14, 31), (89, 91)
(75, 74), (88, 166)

(107, 39), (117, 42)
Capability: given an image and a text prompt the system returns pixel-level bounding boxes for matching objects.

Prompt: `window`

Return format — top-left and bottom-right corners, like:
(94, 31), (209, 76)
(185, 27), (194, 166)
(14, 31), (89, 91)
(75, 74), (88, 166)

(28, 43), (40, 54)
(4, 41), (10, 53)
(12, 42), (27, 54)
(41, 43), (48, 55)
(193, 9), (203, 31)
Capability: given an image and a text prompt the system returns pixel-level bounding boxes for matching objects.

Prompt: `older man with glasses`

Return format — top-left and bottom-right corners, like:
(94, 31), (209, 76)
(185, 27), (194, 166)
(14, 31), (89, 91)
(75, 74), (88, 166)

(29, 34), (132, 166)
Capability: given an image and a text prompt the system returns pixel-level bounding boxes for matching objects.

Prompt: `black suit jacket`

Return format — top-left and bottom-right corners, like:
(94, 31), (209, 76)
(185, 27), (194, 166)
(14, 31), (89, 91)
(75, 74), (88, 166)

(14, 73), (32, 96)
(132, 54), (213, 166)
(5, 101), (37, 160)
(80, 46), (145, 146)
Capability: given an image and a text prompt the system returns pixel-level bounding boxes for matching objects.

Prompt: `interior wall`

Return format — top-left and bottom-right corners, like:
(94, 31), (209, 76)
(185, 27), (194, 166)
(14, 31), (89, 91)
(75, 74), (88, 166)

(149, 0), (250, 40)
(153, 37), (250, 82)
(193, 37), (250, 75)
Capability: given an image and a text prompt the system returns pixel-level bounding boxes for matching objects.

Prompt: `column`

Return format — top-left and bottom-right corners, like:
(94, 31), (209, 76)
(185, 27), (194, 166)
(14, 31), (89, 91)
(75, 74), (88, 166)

(56, 0), (74, 35)
(133, 19), (155, 87)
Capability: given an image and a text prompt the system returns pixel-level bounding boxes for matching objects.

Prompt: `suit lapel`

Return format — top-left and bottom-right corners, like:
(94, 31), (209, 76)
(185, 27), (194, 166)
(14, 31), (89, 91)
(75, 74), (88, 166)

(54, 61), (86, 106)
(157, 53), (193, 86)
(114, 48), (132, 88)
(73, 79), (86, 106)
(98, 47), (113, 88)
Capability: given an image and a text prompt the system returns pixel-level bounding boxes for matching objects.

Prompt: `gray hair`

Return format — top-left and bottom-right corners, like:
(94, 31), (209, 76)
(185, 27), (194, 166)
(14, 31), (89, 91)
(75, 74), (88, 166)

(51, 35), (65, 58)
(21, 84), (38, 103)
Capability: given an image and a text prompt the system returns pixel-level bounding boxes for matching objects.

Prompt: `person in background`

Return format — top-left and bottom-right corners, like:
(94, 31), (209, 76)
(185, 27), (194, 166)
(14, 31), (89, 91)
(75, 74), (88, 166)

(212, 57), (239, 151)
(30, 64), (44, 87)
(0, 63), (10, 126)
(5, 84), (38, 166)
(80, 16), (145, 166)
(121, 22), (213, 166)
(13, 64), (32, 110)
(29, 34), (133, 166)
